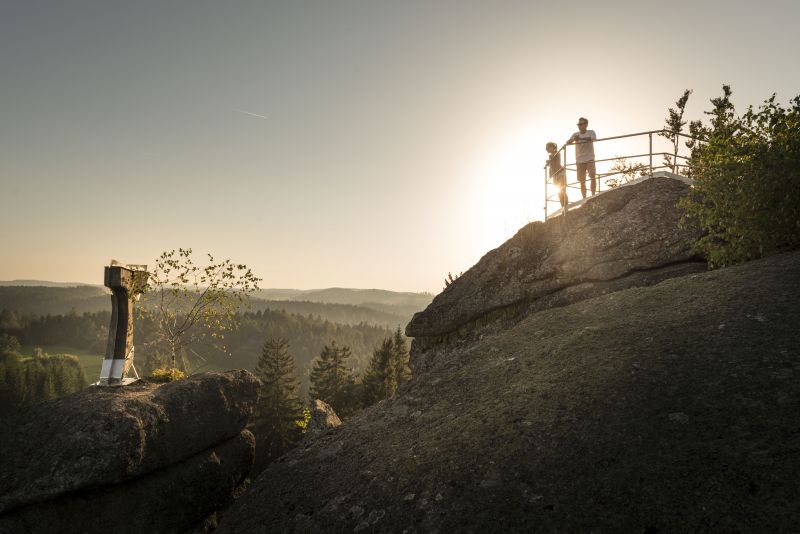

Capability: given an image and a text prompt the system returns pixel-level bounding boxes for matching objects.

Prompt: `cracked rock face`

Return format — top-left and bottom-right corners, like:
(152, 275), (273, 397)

(0, 371), (259, 533)
(406, 177), (705, 344)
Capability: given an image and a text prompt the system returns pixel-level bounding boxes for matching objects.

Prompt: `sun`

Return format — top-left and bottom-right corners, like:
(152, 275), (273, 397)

(467, 126), (553, 250)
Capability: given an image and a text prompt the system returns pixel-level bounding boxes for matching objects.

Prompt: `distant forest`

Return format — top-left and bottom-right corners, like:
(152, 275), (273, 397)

(0, 308), (396, 387)
(0, 286), (430, 327)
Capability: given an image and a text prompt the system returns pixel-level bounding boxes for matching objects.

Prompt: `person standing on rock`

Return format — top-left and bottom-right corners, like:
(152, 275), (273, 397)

(567, 117), (597, 198)
(546, 142), (568, 209)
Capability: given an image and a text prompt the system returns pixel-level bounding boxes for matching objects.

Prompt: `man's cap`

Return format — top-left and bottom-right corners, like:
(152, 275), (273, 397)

(577, 117), (588, 125)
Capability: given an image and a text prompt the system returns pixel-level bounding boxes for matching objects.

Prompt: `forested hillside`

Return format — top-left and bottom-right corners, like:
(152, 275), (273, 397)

(0, 286), (109, 315)
(0, 308), (393, 386)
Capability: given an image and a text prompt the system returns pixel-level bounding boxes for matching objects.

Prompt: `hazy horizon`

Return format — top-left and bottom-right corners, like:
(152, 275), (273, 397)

(2, 1), (799, 292)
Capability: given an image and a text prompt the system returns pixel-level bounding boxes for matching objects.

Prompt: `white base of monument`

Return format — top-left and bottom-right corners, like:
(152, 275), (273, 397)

(92, 359), (141, 387)
(92, 377), (140, 387)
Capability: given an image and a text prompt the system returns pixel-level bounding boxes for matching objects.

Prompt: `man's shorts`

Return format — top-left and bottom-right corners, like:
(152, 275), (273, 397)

(576, 161), (596, 180)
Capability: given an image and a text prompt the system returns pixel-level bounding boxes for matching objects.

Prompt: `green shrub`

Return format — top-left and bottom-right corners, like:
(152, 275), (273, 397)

(680, 86), (800, 267)
(149, 367), (186, 383)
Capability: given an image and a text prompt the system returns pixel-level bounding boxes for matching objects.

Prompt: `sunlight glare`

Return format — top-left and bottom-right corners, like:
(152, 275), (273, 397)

(468, 126), (550, 252)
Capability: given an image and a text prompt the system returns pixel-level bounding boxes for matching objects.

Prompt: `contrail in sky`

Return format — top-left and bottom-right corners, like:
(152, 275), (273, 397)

(233, 108), (268, 119)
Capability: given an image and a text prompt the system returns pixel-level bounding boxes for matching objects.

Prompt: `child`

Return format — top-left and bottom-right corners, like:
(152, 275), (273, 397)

(546, 142), (568, 209)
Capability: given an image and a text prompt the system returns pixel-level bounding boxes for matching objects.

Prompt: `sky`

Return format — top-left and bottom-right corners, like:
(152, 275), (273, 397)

(1, 1), (799, 292)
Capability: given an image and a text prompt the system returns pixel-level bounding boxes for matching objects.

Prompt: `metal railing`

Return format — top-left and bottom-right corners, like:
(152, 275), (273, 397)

(543, 129), (700, 219)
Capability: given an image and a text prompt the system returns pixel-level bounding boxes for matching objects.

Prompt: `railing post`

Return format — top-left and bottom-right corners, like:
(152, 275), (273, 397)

(648, 132), (653, 175)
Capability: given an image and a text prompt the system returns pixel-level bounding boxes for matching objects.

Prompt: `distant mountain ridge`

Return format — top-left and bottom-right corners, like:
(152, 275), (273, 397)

(0, 285), (432, 327)
(0, 280), (98, 288)
(256, 287), (432, 308)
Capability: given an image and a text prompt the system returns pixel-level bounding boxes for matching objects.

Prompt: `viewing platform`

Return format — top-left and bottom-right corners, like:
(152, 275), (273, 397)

(544, 129), (699, 220)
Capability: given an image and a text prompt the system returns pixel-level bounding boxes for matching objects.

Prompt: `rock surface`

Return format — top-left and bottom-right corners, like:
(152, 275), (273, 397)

(218, 248), (800, 532)
(407, 177), (705, 343)
(0, 370), (259, 533)
(306, 399), (342, 437)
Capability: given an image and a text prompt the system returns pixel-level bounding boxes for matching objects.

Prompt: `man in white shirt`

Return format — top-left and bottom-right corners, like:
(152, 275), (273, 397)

(567, 117), (597, 198)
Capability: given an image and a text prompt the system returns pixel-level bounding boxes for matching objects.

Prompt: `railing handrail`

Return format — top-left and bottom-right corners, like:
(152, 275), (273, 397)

(543, 128), (701, 171)
(542, 128), (703, 219)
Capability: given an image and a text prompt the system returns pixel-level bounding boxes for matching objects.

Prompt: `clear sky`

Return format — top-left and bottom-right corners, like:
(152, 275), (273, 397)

(2, 1), (799, 292)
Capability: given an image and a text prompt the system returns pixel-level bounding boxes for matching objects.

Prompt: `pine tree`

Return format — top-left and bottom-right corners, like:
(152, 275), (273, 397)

(361, 338), (394, 406)
(361, 327), (412, 407)
(250, 338), (304, 469)
(309, 341), (358, 417)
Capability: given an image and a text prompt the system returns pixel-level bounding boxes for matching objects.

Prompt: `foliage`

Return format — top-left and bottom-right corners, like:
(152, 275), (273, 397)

(659, 89), (693, 173)
(679, 86), (800, 267)
(0, 333), (21, 354)
(138, 248), (261, 369)
(249, 338), (304, 470)
(296, 408), (311, 432)
(309, 341), (359, 418)
(606, 157), (650, 188)
(0, 349), (87, 416)
(361, 327), (411, 406)
(444, 272), (462, 288)
(149, 367), (186, 382)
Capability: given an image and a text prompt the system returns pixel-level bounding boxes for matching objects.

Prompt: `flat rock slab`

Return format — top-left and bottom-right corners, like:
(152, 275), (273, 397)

(0, 370), (259, 514)
(0, 430), (255, 534)
(407, 177), (704, 339)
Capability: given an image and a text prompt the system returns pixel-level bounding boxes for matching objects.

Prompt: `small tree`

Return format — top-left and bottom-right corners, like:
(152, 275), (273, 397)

(309, 341), (358, 418)
(250, 338), (304, 469)
(659, 89), (693, 173)
(444, 271), (462, 289)
(138, 248), (261, 370)
(606, 157), (650, 188)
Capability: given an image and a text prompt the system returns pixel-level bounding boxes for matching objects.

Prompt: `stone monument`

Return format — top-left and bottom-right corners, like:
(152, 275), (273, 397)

(96, 262), (148, 386)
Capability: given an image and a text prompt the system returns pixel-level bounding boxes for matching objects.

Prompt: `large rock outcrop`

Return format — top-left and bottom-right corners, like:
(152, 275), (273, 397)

(407, 177), (705, 355)
(217, 180), (799, 532)
(0, 370), (259, 534)
(219, 250), (800, 533)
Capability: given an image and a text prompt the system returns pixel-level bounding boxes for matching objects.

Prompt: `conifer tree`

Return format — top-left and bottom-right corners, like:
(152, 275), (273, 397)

(250, 338), (304, 468)
(391, 326), (411, 386)
(309, 341), (358, 417)
(361, 327), (412, 407)
(361, 338), (394, 406)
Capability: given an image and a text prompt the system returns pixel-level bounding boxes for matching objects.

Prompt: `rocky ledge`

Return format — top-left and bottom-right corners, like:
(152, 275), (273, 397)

(407, 177), (705, 371)
(0, 370), (259, 534)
